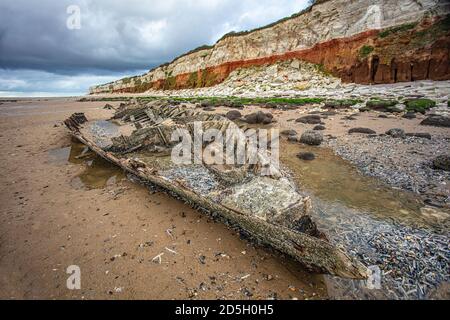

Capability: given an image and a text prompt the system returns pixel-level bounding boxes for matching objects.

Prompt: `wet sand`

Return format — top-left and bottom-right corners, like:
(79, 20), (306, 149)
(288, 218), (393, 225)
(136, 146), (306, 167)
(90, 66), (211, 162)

(0, 98), (326, 300)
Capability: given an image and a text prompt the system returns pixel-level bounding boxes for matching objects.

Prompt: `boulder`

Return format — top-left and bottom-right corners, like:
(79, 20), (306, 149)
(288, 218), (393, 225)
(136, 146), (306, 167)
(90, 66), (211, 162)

(244, 111), (274, 124)
(296, 115), (323, 124)
(321, 111), (337, 116)
(432, 155), (450, 171)
(281, 129), (298, 136)
(386, 128), (406, 138)
(300, 130), (323, 146)
(313, 125), (326, 131)
(348, 128), (376, 134)
(201, 101), (213, 108)
(420, 115), (450, 128)
(226, 110), (242, 121)
(402, 112), (416, 120)
(406, 133), (432, 140)
(297, 152), (316, 161)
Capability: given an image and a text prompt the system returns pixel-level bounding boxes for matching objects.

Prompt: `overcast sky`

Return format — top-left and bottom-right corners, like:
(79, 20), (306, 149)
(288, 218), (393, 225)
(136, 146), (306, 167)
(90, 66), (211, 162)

(0, 0), (311, 97)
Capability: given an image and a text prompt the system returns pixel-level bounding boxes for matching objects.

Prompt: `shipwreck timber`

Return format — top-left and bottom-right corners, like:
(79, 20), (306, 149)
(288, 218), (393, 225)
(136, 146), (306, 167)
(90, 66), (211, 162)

(64, 101), (368, 279)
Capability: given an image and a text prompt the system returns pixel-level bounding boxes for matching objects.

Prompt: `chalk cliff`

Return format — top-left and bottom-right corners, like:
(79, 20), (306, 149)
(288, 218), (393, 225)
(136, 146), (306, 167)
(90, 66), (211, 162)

(90, 0), (450, 94)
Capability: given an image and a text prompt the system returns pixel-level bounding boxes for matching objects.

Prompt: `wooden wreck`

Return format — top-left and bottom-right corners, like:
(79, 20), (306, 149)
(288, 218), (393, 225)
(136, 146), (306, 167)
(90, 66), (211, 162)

(65, 100), (368, 279)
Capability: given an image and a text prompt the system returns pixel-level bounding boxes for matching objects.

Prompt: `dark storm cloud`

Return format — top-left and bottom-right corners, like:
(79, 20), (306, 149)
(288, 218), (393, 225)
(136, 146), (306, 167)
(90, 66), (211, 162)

(0, 0), (310, 96)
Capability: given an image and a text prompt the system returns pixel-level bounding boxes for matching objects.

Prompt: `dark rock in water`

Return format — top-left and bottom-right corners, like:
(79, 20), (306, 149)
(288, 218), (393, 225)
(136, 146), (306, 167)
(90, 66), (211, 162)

(402, 112), (417, 120)
(296, 115), (322, 124)
(313, 125), (326, 131)
(348, 127), (376, 134)
(300, 130), (323, 146)
(244, 111), (274, 124)
(287, 135), (299, 142)
(203, 107), (216, 112)
(343, 116), (357, 121)
(226, 110), (242, 121)
(297, 152), (316, 161)
(386, 128), (406, 138)
(406, 132), (432, 140)
(432, 155), (450, 171)
(421, 115), (450, 128)
(281, 129), (298, 136)
(309, 111), (322, 115)
(104, 103), (114, 110)
(378, 114), (389, 118)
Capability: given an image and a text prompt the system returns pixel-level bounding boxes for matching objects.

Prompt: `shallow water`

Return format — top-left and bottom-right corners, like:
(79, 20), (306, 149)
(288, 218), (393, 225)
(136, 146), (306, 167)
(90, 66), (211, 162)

(280, 141), (427, 228)
(280, 140), (449, 300)
(48, 141), (125, 189)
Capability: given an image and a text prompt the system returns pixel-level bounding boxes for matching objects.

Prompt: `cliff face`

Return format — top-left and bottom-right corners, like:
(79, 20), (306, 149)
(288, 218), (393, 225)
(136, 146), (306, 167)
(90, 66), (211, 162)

(91, 0), (450, 94)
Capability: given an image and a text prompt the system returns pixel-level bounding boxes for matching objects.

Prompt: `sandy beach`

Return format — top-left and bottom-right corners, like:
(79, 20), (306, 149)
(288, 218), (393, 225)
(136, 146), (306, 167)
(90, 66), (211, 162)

(0, 98), (327, 300)
(1, 97), (449, 299)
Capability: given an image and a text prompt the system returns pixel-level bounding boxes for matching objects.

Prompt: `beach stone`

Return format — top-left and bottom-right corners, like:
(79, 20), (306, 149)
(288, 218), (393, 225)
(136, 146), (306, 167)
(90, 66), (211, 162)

(281, 129), (298, 136)
(300, 130), (323, 146)
(402, 112), (417, 120)
(226, 110), (242, 121)
(296, 115), (322, 124)
(421, 115), (450, 128)
(406, 133), (431, 140)
(321, 111), (337, 116)
(313, 125), (326, 131)
(201, 101), (213, 108)
(287, 136), (300, 142)
(223, 101), (244, 109)
(244, 111), (274, 124)
(386, 128), (406, 138)
(432, 155), (450, 171)
(297, 152), (316, 161)
(348, 127), (376, 134)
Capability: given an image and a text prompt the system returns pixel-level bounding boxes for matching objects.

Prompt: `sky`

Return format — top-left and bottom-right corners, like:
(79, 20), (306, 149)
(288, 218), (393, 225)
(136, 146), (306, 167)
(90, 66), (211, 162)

(0, 0), (312, 97)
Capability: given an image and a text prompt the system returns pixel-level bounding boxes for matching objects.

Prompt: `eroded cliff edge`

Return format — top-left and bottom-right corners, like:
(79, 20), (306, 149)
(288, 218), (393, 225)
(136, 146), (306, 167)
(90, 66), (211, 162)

(90, 0), (450, 94)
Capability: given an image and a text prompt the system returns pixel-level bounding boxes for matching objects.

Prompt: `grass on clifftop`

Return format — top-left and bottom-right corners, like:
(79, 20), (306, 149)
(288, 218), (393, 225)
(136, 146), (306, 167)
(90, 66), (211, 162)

(378, 23), (418, 38)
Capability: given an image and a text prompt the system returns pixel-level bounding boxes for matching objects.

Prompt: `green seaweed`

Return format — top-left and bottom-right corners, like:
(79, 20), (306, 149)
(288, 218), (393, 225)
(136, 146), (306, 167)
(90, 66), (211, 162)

(405, 99), (436, 114)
